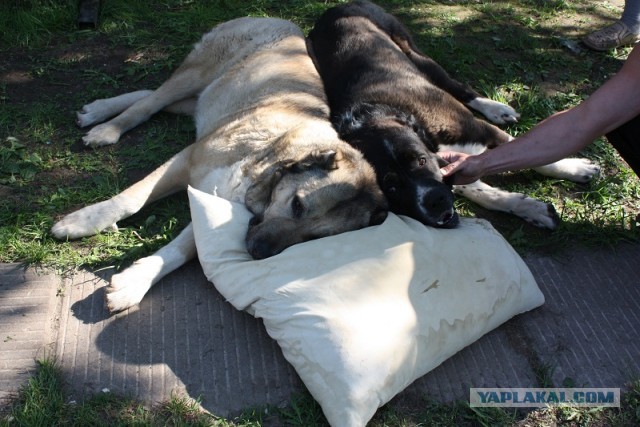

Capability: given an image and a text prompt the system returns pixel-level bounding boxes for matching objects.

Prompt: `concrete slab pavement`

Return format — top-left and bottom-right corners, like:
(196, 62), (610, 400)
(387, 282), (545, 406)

(0, 264), (59, 402)
(1, 243), (639, 418)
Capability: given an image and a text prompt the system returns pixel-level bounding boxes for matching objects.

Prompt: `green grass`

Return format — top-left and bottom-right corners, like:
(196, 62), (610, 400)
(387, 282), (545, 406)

(1, 0), (638, 269)
(3, 359), (640, 426)
(1, 359), (222, 426)
(2, 0), (640, 424)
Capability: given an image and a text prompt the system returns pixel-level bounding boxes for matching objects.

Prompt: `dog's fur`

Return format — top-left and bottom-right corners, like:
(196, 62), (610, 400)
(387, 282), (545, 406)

(51, 17), (387, 313)
(308, 1), (599, 229)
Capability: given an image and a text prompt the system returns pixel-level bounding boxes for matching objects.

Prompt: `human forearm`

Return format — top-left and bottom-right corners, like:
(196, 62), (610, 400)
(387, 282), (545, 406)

(482, 45), (640, 175)
(440, 107), (597, 183)
(442, 46), (640, 184)
(475, 108), (597, 176)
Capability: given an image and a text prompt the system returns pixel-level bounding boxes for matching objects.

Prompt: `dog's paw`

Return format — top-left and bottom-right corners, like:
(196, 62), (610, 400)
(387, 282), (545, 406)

(82, 123), (123, 147)
(513, 197), (560, 230)
(77, 91), (153, 129)
(105, 258), (158, 313)
(468, 98), (520, 125)
(534, 158), (600, 183)
(77, 100), (110, 128)
(51, 200), (120, 240)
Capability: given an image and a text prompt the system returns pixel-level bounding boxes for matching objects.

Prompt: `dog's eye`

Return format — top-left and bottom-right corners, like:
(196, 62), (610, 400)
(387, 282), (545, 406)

(418, 157), (427, 167)
(291, 196), (304, 218)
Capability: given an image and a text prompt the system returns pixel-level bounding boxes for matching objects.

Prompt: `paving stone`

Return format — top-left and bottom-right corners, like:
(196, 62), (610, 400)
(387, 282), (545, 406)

(0, 264), (59, 404)
(52, 262), (301, 416)
(1, 243), (639, 418)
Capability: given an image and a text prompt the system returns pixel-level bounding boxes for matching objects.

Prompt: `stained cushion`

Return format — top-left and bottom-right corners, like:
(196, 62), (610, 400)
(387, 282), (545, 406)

(188, 186), (544, 427)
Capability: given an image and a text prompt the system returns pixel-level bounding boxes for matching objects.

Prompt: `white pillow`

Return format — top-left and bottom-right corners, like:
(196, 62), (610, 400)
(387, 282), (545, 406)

(188, 186), (544, 427)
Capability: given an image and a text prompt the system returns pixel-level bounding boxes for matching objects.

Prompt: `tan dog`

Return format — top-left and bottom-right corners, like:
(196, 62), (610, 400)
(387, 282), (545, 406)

(52, 17), (387, 313)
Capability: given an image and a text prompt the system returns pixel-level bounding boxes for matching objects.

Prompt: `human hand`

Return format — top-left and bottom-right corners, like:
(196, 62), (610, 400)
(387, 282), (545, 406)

(438, 151), (484, 185)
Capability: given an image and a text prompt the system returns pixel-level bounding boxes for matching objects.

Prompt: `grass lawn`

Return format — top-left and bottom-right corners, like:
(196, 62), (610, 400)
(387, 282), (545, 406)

(1, 0), (640, 425)
(1, 0), (639, 272)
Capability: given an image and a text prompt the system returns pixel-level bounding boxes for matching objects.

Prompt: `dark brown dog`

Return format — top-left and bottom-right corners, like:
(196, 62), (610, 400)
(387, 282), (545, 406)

(308, 1), (598, 229)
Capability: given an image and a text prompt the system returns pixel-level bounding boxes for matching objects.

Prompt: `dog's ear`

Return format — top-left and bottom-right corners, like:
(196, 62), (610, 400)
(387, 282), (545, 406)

(245, 162), (287, 215)
(312, 149), (341, 170)
(335, 110), (363, 136)
(335, 103), (379, 136)
(397, 112), (438, 152)
(292, 149), (342, 171)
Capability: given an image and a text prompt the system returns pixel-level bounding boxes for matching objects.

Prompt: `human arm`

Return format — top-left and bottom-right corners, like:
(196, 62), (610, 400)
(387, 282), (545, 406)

(440, 45), (640, 184)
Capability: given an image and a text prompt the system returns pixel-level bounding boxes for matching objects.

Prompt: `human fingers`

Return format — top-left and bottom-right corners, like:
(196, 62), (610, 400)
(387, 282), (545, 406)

(439, 156), (484, 185)
(439, 157), (464, 177)
(438, 150), (469, 164)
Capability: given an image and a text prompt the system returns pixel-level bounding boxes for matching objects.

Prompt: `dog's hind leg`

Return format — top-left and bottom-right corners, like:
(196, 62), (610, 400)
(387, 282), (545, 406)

(454, 180), (560, 229)
(347, 0), (485, 108)
(51, 144), (193, 239)
(77, 91), (197, 128)
(389, 29), (520, 125)
(389, 32), (520, 125)
(406, 49), (519, 124)
(106, 222), (196, 313)
(466, 97), (521, 125)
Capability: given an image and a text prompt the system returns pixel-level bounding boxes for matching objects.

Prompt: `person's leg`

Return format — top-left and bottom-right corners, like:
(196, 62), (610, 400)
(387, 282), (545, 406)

(606, 114), (640, 177)
(583, 0), (640, 51)
(622, 0), (640, 33)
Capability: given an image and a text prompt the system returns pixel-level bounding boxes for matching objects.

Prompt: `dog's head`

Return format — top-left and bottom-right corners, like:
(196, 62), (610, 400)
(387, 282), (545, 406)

(244, 131), (388, 260)
(336, 103), (459, 228)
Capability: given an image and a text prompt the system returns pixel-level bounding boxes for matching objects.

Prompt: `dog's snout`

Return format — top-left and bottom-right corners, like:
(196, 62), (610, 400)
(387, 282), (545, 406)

(423, 185), (453, 212)
(419, 184), (459, 228)
(246, 216), (280, 259)
(436, 209), (459, 228)
(248, 215), (262, 227)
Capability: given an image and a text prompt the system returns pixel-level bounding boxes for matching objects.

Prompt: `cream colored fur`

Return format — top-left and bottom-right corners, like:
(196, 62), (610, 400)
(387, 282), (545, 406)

(52, 18), (385, 313)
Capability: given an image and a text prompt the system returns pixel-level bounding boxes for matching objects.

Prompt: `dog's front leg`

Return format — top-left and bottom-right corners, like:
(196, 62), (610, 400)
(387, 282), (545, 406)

(78, 91), (197, 129)
(52, 145), (193, 239)
(82, 66), (206, 147)
(454, 180), (560, 229)
(77, 90), (154, 128)
(106, 223), (196, 313)
(533, 158), (600, 183)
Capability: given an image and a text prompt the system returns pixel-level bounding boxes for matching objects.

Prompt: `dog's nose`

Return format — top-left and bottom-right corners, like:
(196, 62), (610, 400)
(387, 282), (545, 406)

(247, 239), (272, 260)
(420, 184), (458, 228)
(423, 186), (453, 212)
(248, 215), (262, 227)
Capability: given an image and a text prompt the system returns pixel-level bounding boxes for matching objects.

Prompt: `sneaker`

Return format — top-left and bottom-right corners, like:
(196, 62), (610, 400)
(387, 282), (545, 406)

(582, 21), (640, 51)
